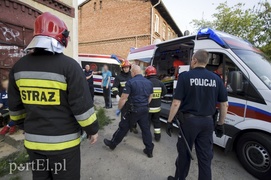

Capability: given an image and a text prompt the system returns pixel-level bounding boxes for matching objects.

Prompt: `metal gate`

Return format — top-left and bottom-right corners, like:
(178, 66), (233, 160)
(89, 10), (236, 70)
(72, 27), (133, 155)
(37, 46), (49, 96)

(0, 0), (41, 80)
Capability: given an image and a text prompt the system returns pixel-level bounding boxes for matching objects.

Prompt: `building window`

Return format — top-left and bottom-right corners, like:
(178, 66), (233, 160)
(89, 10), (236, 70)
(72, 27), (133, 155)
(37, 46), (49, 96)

(162, 23), (166, 39)
(100, 1), (102, 9)
(154, 14), (159, 33)
(94, 2), (96, 11)
(168, 28), (172, 39)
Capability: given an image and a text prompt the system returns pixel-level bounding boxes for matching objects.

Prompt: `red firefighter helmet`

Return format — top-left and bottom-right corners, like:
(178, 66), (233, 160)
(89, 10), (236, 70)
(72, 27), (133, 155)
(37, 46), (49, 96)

(34, 12), (69, 47)
(145, 66), (157, 76)
(121, 60), (131, 68)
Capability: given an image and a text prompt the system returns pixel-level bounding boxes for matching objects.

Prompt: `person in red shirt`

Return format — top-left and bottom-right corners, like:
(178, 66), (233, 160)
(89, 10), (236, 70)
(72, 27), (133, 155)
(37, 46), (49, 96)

(214, 63), (223, 79)
(214, 63), (228, 86)
(172, 55), (185, 78)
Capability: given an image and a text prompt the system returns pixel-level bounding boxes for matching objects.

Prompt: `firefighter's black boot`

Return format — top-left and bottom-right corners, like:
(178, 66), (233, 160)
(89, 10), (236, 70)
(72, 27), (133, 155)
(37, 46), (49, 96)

(154, 133), (161, 142)
(143, 149), (153, 158)
(103, 139), (116, 150)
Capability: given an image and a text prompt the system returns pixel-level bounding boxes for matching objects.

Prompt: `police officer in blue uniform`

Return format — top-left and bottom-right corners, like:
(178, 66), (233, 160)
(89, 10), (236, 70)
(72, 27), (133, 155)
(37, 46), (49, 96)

(104, 65), (154, 158)
(167, 49), (228, 180)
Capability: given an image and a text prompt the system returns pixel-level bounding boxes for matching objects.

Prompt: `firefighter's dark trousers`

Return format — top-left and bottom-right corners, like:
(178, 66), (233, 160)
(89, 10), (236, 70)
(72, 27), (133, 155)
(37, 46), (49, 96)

(174, 116), (214, 180)
(111, 106), (154, 153)
(148, 112), (161, 134)
(27, 146), (80, 180)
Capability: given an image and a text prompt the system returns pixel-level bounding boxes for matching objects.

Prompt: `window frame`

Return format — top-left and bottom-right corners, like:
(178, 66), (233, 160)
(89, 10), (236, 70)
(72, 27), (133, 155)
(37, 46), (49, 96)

(162, 22), (166, 40)
(154, 14), (160, 33)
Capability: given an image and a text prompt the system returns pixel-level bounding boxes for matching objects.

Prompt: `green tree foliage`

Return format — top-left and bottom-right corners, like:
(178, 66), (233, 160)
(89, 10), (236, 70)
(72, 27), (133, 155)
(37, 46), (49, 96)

(190, 0), (271, 58)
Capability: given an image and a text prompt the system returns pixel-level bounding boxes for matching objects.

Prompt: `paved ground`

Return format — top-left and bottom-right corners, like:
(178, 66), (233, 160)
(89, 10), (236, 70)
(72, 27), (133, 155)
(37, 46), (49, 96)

(4, 95), (256, 180)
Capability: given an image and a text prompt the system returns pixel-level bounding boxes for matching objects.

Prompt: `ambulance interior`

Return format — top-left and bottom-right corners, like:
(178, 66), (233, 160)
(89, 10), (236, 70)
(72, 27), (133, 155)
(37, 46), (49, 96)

(152, 38), (194, 101)
(152, 37), (249, 119)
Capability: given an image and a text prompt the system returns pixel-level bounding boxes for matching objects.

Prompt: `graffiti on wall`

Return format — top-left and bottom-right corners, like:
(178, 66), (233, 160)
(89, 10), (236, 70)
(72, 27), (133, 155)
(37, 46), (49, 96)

(0, 21), (33, 80)
(0, 22), (23, 43)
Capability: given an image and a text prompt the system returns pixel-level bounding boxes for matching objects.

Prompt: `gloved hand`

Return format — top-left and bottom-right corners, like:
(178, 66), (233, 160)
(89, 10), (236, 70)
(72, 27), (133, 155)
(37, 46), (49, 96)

(215, 124), (225, 138)
(115, 109), (121, 116)
(166, 121), (173, 137)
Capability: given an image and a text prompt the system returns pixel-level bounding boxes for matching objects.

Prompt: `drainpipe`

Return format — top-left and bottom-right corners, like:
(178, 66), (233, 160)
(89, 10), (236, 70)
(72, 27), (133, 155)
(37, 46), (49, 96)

(150, 0), (161, 44)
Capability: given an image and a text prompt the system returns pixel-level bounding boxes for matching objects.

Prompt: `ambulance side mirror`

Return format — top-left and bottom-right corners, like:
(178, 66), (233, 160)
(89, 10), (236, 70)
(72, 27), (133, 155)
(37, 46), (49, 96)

(227, 71), (243, 93)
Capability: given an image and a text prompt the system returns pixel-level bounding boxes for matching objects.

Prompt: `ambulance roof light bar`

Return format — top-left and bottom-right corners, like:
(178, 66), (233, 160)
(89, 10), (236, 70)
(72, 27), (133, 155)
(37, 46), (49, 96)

(197, 28), (229, 48)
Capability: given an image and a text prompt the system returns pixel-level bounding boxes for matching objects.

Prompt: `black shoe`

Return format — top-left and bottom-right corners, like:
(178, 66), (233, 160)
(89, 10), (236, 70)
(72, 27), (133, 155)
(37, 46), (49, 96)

(167, 176), (175, 180)
(143, 149), (153, 158)
(154, 133), (161, 142)
(131, 127), (138, 134)
(103, 139), (116, 150)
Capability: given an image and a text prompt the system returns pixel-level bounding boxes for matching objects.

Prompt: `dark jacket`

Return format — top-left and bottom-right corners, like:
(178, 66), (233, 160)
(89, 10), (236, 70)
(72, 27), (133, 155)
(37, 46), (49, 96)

(147, 76), (167, 113)
(8, 51), (99, 153)
(112, 71), (132, 96)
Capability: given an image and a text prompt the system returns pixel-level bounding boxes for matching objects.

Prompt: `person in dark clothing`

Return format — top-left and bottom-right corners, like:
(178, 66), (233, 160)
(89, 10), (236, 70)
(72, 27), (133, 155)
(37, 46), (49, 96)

(84, 64), (100, 101)
(145, 66), (167, 141)
(0, 79), (17, 136)
(0, 79), (9, 127)
(104, 65), (154, 158)
(167, 49), (228, 180)
(112, 60), (138, 134)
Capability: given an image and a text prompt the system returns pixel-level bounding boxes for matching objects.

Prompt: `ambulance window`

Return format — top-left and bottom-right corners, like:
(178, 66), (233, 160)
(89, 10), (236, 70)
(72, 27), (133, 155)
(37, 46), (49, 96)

(111, 65), (121, 77)
(225, 56), (265, 104)
(206, 53), (223, 74)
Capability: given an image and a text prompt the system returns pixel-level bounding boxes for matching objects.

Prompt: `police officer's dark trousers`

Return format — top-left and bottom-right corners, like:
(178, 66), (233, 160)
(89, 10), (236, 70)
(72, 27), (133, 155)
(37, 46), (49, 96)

(175, 116), (214, 180)
(27, 146), (80, 180)
(89, 84), (94, 101)
(111, 106), (154, 153)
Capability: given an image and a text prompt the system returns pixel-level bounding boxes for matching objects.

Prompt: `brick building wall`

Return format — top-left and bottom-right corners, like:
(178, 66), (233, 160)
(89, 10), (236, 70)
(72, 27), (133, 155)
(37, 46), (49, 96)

(79, 0), (180, 58)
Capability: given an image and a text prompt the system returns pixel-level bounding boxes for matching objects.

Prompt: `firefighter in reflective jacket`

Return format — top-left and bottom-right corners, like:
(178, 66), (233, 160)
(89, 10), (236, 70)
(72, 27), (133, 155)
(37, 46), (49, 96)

(145, 66), (167, 141)
(112, 60), (138, 134)
(112, 60), (132, 97)
(8, 12), (99, 180)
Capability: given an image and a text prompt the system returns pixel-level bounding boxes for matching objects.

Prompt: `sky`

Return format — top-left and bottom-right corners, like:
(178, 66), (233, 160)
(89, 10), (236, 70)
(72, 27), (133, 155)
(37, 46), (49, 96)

(78, 0), (266, 33)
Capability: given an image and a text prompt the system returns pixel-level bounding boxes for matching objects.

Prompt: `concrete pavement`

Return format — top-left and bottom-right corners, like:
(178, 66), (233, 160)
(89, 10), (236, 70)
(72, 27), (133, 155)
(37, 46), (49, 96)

(3, 95), (256, 180)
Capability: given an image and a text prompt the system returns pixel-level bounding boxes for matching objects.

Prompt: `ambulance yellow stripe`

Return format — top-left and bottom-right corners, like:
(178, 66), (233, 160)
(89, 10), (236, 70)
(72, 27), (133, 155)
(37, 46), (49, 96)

(16, 79), (67, 91)
(24, 138), (81, 151)
(77, 113), (97, 127)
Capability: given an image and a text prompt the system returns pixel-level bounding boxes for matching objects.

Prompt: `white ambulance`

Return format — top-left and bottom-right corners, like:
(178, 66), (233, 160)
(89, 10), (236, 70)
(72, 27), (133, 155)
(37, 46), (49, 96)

(78, 54), (122, 93)
(151, 28), (271, 179)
